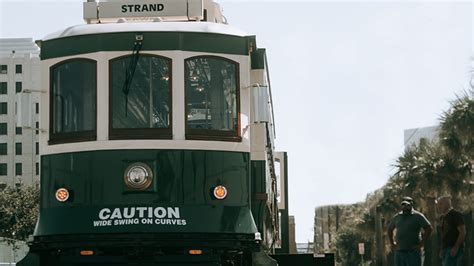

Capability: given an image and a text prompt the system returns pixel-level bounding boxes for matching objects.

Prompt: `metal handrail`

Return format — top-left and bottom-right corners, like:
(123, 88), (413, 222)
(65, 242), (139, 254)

(264, 53), (276, 138)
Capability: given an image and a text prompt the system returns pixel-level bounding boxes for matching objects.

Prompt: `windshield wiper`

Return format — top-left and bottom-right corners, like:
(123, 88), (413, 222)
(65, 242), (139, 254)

(122, 34), (143, 116)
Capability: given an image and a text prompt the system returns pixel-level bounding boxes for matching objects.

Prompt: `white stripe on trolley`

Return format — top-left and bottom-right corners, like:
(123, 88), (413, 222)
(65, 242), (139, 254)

(41, 139), (251, 155)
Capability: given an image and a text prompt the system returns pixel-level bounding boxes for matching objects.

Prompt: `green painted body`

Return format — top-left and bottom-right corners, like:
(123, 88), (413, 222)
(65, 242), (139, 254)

(250, 160), (266, 234)
(251, 49), (266, 70)
(37, 149), (258, 236)
(40, 32), (255, 60)
(275, 153), (289, 254)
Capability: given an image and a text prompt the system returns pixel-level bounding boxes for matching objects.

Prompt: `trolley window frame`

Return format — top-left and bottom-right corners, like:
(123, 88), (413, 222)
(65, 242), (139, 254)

(108, 54), (173, 140)
(49, 58), (98, 145)
(184, 55), (241, 142)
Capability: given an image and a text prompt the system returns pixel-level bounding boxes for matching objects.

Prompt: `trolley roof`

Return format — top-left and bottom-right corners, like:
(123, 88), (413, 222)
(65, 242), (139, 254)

(42, 22), (249, 41)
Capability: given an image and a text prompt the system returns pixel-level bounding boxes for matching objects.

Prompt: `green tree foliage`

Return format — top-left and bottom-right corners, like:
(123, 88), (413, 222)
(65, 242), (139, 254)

(437, 90), (474, 209)
(335, 227), (371, 265)
(0, 185), (39, 241)
(331, 204), (375, 264)
(383, 90), (473, 210)
(439, 91), (474, 157)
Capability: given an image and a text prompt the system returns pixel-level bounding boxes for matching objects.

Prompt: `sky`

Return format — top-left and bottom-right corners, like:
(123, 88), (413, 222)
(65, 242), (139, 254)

(1, 0), (473, 243)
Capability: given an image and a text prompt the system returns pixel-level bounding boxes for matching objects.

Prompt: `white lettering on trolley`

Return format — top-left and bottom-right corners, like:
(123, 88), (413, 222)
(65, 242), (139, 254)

(98, 208), (111, 219)
(93, 207), (186, 227)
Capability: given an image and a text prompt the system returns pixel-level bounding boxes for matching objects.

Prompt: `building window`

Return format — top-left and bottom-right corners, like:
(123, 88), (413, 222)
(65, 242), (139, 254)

(16, 127), (22, 135)
(185, 56), (240, 141)
(0, 102), (7, 115)
(35, 142), (39, 155)
(0, 123), (6, 135)
(109, 54), (172, 140)
(50, 59), (97, 144)
(36, 122), (39, 135)
(15, 143), (22, 155)
(35, 102), (39, 114)
(36, 162), (39, 175)
(15, 82), (22, 93)
(15, 64), (22, 74)
(0, 163), (7, 175)
(0, 65), (7, 74)
(15, 163), (22, 176)
(0, 143), (7, 155)
(0, 82), (7, 94)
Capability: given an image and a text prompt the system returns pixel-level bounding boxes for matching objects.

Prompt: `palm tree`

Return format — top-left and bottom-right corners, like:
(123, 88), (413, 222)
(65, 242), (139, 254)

(438, 90), (473, 206)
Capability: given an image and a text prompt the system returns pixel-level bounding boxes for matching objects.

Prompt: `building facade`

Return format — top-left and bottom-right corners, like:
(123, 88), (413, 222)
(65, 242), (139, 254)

(0, 38), (40, 187)
(314, 205), (339, 254)
(403, 125), (439, 149)
(0, 238), (29, 264)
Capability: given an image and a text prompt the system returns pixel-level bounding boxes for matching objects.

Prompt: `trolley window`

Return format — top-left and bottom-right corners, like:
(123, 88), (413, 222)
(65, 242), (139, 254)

(50, 59), (97, 144)
(185, 56), (240, 141)
(109, 55), (172, 139)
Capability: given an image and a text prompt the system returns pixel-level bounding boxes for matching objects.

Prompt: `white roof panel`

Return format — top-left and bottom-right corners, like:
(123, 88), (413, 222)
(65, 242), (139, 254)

(42, 22), (250, 41)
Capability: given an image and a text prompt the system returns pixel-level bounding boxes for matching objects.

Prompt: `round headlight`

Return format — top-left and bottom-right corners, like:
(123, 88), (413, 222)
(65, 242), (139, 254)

(213, 185), (227, 200)
(55, 188), (69, 202)
(124, 163), (153, 190)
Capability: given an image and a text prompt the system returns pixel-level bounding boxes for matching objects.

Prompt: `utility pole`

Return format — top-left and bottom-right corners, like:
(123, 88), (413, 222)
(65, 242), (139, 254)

(374, 206), (385, 266)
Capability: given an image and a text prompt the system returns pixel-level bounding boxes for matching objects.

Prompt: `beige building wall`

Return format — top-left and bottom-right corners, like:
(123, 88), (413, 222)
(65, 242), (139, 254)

(0, 38), (40, 187)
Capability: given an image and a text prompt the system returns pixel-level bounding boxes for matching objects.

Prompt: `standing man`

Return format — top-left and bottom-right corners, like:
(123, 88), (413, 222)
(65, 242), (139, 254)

(401, 196), (426, 265)
(437, 195), (466, 266)
(388, 199), (433, 266)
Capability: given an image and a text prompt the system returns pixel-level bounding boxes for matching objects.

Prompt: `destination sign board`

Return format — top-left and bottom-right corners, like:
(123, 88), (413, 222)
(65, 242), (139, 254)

(84, 0), (203, 20)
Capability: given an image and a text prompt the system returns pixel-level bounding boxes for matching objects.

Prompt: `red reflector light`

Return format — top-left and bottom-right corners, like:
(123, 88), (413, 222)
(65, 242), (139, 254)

(213, 185), (227, 200)
(80, 250), (94, 256)
(55, 188), (69, 202)
(189, 249), (203, 255)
